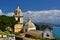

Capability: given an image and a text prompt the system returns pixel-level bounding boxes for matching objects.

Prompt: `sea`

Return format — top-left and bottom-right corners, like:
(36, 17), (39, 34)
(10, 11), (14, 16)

(52, 26), (60, 38)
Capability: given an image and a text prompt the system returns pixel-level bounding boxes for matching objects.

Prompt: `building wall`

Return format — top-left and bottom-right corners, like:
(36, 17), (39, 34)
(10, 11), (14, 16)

(20, 17), (23, 23)
(14, 24), (23, 32)
(0, 34), (15, 40)
(14, 7), (24, 33)
(15, 17), (18, 21)
(27, 27), (36, 31)
(42, 28), (55, 39)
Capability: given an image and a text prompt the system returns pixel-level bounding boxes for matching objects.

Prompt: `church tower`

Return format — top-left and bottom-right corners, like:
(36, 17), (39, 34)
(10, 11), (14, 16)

(14, 6), (23, 23)
(14, 6), (24, 32)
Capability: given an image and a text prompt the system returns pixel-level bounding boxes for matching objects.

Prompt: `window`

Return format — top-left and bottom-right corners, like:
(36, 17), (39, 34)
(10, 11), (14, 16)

(46, 33), (49, 37)
(18, 17), (20, 22)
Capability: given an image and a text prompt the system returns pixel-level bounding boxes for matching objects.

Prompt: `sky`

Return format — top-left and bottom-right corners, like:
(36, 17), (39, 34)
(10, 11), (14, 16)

(0, 0), (60, 12)
(0, 0), (60, 25)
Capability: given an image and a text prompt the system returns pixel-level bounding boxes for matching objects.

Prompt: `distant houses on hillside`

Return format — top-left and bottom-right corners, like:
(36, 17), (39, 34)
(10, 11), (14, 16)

(0, 34), (15, 40)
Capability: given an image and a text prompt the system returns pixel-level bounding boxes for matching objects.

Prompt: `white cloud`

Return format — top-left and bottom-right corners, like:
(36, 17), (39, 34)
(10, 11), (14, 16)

(5, 12), (14, 16)
(23, 10), (60, 24)
(0, 9), (14, 16)
(0, 9), (3, 15)
(0, 9), (60, 24)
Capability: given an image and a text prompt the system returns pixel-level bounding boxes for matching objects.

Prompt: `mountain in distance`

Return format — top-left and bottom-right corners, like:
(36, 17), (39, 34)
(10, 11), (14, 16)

(34, 22), (60, 27)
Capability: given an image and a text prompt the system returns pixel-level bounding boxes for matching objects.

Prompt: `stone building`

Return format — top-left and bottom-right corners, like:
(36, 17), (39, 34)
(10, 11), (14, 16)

(13, 6), (56, 39)
(23, 17), (36, 32)
(41, 26), (56, 39)
(14, 6), (36, 33)
(24, 26), (56, 39)
(14, 6), (24, 32)
(0, 34), (15, 40)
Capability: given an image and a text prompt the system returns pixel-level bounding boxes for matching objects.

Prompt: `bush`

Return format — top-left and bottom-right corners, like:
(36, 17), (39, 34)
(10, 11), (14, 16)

(14, 32), (20, 35)
(0, 30), (3, 32)
(4, 31), (10, 34)
(43, 38), (50, 40)
(25, 34), (40, 39)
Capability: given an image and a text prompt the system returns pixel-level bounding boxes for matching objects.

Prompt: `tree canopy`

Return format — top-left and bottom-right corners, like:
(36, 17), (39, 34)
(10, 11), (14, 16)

(0, 15), (17, 31)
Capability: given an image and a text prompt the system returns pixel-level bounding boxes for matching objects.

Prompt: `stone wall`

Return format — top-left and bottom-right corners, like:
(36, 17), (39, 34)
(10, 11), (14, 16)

(0, 34), (15, 40)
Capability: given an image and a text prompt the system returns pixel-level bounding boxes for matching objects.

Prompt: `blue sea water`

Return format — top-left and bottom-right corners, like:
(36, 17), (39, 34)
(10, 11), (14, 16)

(52, 26), (60, 38)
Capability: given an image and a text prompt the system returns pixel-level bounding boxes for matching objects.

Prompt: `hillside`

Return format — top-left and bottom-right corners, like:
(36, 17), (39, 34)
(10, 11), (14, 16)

(0, 15), (17, 31)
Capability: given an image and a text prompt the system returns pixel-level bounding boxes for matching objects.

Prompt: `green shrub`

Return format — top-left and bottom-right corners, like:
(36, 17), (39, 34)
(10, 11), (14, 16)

(0, 30), (3, 32)
(4, 31), (10, 34)
(43, 38), (50, 40)
(14, 32), (20, 35)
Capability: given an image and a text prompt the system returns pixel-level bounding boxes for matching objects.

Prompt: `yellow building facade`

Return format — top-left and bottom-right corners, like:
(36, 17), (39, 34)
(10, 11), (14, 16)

(14, 6), (24, 32)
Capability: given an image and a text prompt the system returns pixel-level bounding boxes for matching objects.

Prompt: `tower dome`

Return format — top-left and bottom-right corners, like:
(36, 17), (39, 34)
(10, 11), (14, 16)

(25, 17), (35, 27)
(24, 17), (36, 32)
(14, 6), (23, 16)
(14, 6), (23, 23)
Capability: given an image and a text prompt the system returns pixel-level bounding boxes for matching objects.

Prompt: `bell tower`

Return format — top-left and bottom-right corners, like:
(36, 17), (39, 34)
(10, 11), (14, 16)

(14, 6), (24, 32)
(14, 6), (23, 23)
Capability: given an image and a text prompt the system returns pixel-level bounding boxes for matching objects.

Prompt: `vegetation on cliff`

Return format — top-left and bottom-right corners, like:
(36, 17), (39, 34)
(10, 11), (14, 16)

(0, 15), (17, 31)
